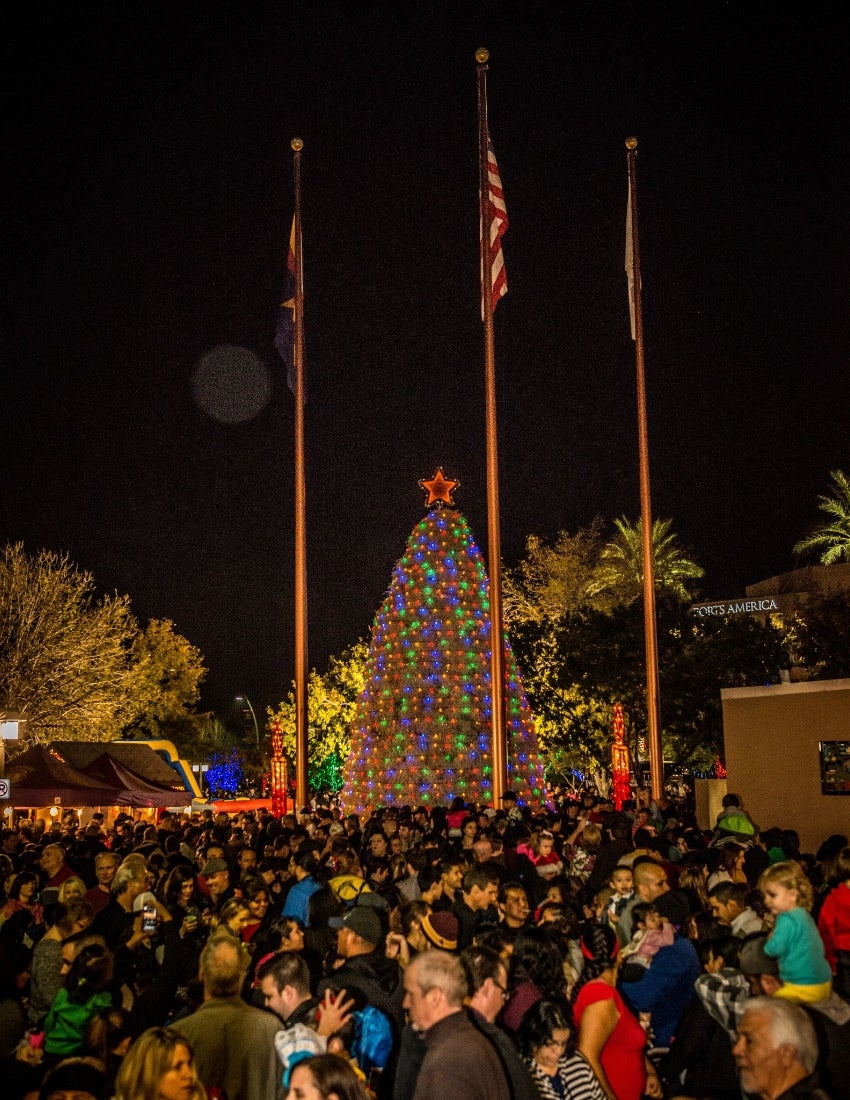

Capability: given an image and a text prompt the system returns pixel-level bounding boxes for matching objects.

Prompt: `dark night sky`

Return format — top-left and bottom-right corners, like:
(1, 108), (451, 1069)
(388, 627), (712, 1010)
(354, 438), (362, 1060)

(3, 3), (848, 724)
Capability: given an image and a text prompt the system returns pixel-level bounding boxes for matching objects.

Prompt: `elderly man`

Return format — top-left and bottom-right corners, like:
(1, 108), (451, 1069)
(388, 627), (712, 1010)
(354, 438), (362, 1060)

(733, 997), (831, 1100)
(84, 851), (121, 914)
(40, 842), (76, 889)
(402, 952), (511, 1100)
(175, 937), (284, 1100)
(92, 857), (151, 947)
(738, 935), (850, 1100)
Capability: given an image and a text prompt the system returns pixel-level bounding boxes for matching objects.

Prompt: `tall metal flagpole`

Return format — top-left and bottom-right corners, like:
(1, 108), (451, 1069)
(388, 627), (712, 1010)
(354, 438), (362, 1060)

(476, 48), (507, 805)
(292, 137), (309, 810)
(625, 137), (664, 802)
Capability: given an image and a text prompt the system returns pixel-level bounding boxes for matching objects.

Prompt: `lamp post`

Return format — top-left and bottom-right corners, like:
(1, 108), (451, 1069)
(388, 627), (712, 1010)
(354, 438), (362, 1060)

(235, 695), (259, 751)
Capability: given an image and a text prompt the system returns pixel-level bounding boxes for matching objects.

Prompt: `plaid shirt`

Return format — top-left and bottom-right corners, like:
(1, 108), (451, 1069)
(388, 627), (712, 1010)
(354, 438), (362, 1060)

(694, 968), (751, 1038)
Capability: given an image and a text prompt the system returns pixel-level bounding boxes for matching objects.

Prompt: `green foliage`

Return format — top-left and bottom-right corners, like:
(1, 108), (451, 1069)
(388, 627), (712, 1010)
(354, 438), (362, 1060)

(0, 543), (207, 746)
(503, 520), (606, 624)
(507, 526), (791, 774)
(657, 608), (787, 769)
(586, 517), (705, 607)
(786, 596), (850, 679)
(180, 716), (240, 756)
(793, 470), (850, 565)
(267, 640), (368, 770)
(311, 752), (345, 793)
(123, 618), (206, 740)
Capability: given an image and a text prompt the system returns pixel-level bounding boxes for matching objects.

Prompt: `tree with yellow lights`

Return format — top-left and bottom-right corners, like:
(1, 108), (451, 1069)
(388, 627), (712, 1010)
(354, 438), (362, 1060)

(344, 470), (545, 811)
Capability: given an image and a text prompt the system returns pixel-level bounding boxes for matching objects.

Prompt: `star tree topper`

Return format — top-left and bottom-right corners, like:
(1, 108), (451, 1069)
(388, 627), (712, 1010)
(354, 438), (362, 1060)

(419, 467), (460, 507)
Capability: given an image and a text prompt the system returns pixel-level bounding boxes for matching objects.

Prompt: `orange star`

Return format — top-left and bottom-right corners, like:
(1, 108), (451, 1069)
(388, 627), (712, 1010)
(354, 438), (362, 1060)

(419, 467), (460, 507)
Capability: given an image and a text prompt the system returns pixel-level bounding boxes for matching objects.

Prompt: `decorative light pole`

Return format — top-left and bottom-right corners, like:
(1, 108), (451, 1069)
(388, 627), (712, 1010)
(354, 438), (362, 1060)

(235, 695), (259, 751)
(270, 721), (288, 816)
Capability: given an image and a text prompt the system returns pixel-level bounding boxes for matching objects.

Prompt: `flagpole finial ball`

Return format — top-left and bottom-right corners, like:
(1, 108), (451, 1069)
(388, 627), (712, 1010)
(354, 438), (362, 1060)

(625, 136), (638, 150)
(291, 137), (304, 152)
(475, 47), (489, 64)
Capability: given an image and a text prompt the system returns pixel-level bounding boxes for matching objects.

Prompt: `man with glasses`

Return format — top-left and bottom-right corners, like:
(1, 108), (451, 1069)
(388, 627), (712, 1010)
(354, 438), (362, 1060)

(461, 944), (538, 1100)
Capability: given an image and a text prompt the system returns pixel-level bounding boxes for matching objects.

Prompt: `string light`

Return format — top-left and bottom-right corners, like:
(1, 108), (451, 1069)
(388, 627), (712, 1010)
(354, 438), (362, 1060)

(344, 494), (544, 811)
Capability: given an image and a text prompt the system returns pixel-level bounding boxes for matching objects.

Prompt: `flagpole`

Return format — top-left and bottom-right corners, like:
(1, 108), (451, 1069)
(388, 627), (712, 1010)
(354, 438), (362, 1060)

(625, 137), (663, 803)
(476, 48), (507, 806)
(292, 137), (309, 810)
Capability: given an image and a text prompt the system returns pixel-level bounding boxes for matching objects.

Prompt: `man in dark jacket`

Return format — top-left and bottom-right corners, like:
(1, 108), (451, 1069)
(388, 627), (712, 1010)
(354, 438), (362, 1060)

(402, 952), (511, 1100)
(319, 904), (404, 1033)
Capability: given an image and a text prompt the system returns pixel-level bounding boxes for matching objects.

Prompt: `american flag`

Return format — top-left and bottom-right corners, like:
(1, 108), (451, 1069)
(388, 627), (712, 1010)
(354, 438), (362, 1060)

(483, 135), (508, 315)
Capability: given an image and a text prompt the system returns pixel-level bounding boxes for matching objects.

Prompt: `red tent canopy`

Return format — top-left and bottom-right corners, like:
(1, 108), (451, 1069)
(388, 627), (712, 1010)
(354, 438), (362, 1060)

(6, 745), (127, 806)
(86, 752), (191, 808)
(6, 744), (192, 808)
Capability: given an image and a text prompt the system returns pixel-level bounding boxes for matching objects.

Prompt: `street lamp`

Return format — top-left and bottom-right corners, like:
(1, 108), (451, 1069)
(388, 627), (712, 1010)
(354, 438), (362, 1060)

(235, 695), (259, 750)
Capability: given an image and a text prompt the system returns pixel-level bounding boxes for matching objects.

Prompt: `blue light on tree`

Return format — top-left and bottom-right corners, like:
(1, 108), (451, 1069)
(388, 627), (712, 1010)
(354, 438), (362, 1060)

(206, 749), (244, 796)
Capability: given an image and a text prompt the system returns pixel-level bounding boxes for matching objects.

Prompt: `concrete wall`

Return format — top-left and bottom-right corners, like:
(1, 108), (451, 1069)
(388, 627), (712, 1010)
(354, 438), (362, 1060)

(694, 778), (728, 832)
(721, 679), (850, 854)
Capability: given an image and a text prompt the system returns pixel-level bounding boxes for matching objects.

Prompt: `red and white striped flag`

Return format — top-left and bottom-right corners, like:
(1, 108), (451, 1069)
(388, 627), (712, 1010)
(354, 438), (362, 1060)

(482, 135), (508, 316)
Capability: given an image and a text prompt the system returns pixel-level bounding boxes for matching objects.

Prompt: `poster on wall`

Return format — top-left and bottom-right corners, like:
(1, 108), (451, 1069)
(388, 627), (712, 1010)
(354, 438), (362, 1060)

(819, 741), (850, 795)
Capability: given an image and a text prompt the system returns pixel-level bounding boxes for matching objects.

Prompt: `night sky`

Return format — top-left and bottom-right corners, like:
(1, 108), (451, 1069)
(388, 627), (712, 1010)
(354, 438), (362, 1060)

(4, 4), (847, 723)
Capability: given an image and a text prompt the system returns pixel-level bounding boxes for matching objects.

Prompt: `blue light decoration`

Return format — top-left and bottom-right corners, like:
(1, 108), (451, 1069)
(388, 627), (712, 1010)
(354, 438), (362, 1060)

(342, 477), (545, 813)
(206, 750), (244, 797)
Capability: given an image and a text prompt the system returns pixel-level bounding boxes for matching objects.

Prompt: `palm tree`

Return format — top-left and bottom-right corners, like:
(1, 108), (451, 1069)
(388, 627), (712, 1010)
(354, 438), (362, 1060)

(793, 470), (850, 565)
(586, 516), (704, 607)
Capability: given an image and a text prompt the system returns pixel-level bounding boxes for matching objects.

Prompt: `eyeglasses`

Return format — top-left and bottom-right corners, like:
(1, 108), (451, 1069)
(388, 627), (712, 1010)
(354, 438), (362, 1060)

(492, 979), (509, 1001)
(542, 1038), (569, 1049)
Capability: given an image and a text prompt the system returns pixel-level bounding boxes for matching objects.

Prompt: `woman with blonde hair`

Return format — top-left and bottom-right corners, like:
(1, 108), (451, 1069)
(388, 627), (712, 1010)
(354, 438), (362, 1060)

(58, 876), (88, 903)
(114, 1026), (207, 1100)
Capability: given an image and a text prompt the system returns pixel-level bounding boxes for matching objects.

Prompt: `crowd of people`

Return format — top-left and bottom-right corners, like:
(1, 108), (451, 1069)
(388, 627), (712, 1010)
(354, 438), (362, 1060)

(0, 786), (848, 1100)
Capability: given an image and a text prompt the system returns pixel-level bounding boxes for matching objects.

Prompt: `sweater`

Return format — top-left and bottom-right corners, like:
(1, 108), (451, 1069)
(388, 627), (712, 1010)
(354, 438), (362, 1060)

(764, 908), (832, 986)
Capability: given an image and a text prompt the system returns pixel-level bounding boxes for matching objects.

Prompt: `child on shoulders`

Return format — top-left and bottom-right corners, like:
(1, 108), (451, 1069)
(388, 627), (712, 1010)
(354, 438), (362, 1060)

(759, 860), (832, 1004)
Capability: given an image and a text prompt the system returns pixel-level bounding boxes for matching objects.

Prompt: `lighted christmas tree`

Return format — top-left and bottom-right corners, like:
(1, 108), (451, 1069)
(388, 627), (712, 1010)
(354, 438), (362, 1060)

(344, 469), (545, 811)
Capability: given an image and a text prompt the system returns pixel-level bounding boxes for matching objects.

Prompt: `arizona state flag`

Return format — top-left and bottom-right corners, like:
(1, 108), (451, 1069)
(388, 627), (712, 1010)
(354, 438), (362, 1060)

(274, 217), (297, 395)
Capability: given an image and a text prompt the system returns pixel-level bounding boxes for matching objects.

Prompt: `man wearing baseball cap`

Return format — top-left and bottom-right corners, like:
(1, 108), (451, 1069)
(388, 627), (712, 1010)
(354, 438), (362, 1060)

(319, 903), (405, 1034)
